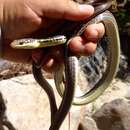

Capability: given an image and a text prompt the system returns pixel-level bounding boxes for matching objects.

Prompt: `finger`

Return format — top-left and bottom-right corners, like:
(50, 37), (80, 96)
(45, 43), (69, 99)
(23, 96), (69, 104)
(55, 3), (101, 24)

(32, 49), (44, 64)
(27, 0), (94, 21)
(32, 46), (64, 72)
(42, 46), (64, 72)
(58, 0), (95, 20)
(42, 58), (55, 72)
(84, 23), (105, 42)
(69, 36), (97, 55)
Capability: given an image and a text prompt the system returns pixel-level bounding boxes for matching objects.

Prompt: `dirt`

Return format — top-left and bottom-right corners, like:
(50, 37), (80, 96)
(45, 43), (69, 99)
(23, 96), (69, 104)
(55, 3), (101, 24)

(0, 60), (53, 80)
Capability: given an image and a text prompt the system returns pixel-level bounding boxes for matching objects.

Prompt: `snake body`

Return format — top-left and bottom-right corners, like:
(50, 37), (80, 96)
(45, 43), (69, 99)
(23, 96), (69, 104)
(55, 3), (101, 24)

(10, 0), (120, 130)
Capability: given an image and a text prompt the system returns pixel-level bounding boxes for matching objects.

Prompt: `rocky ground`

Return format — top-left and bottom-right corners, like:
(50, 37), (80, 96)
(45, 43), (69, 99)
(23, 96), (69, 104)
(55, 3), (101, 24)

(0, 59), (130, 130)
(0, 59), (53, 80)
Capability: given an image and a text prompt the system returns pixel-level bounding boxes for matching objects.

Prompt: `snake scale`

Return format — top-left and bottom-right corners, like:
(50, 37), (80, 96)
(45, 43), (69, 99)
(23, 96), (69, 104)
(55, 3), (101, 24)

(10, 0), (120, 130)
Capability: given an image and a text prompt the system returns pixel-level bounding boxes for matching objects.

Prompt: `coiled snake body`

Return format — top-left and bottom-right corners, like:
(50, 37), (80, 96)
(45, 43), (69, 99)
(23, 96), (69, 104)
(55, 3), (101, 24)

(10, 0), (120, 130)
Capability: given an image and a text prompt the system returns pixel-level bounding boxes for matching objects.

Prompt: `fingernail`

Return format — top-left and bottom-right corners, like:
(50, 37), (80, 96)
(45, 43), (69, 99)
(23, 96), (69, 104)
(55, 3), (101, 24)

(79, 4), (94, 14)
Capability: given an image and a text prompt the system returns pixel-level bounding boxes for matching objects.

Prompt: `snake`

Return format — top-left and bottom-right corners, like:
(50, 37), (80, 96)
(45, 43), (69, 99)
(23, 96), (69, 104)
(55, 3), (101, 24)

(10, 0), (120, 130)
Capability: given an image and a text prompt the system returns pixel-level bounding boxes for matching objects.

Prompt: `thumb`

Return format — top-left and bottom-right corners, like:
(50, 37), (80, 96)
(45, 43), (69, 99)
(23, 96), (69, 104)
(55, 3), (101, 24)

(39, 0), (94, 21)
(61, 1), (94, 20)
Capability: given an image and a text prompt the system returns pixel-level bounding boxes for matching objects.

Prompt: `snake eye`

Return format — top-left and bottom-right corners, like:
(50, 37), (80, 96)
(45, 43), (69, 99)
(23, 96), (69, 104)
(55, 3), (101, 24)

(19, 42), (23, 45)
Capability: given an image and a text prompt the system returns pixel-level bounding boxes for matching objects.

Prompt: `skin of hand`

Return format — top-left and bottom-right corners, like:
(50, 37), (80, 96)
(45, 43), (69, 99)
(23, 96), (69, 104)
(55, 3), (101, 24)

(0, 0), (105, 71)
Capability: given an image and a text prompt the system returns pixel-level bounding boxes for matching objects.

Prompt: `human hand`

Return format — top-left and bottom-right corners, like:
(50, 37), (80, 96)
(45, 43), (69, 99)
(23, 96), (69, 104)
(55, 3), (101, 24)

(0, 0), (105, 71)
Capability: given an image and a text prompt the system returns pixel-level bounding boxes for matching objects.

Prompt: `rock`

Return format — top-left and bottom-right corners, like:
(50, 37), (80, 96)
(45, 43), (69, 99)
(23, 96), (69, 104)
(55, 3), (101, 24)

(0, 74), (82, 130)
(125, 85), (130, 99)
(93, 99), (130, 130)
(78, 116), (99, 130)
(0, 59), (53, 80)
(0, 59), (32, 80)
(0, 59), (11, 71)
(0, 69), (130, 130)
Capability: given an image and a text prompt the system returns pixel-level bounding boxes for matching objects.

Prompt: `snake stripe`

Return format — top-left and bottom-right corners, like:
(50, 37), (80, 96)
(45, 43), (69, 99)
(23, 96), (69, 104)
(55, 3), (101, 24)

(10, 35), (67, 49)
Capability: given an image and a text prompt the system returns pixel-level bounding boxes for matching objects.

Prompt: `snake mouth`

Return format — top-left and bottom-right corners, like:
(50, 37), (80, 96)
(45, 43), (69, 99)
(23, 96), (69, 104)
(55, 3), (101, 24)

(10, 39), (36, 49)
(11, 40), (45, 49)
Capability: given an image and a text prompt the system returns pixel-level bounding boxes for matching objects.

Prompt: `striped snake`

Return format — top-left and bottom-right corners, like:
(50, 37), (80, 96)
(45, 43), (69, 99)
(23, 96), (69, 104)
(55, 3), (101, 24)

(10, 1), (120, 130)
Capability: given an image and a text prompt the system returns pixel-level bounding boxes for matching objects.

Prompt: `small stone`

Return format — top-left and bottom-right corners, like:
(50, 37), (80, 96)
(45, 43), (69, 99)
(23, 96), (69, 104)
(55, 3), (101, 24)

(125, 85), (130, 99)
(93, 99), (130, 130)
(78, 116), (98, 130)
